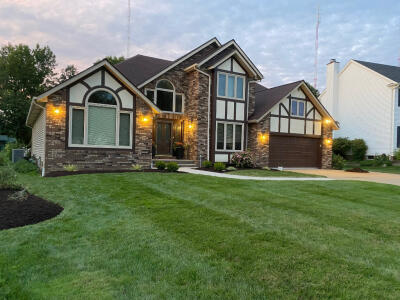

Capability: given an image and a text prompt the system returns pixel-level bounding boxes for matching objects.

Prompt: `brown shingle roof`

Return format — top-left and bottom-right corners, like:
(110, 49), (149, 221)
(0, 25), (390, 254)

(250, 80), (302, 121)
(115, 55), (173, 86)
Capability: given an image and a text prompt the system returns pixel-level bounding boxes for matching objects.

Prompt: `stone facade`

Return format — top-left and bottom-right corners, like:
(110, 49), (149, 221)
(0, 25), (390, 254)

(321, 123), (333, 168)
(43, 89), (153, 175)
(247, 115), (270, 166)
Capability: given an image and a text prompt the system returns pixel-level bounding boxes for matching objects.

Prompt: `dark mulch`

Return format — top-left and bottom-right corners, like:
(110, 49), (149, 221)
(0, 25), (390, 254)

(46, 169), (182, 177)
(345, 167), (369, 173)
(0, 189), (63, 230)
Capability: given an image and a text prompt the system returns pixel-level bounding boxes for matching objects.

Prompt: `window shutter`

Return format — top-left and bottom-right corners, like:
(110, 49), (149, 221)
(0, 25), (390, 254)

(88, 106), (116, 145)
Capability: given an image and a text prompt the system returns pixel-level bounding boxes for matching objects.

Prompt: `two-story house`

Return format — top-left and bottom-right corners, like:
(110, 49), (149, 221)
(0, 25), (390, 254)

(26, 37), (336, 175)
(320, 59), (400, 157)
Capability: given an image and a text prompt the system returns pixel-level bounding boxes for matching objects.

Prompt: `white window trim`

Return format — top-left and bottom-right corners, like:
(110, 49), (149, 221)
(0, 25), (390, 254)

(154, 80), (185, 114)
(291, 99), (306, 117)
(68, 88), (133, 149)
(217, 72), (245, 101)
(215, 121), (244, 152)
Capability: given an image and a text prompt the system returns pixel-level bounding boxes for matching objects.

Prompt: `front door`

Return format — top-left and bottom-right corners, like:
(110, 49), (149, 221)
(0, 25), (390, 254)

(156, 122), (172, 155)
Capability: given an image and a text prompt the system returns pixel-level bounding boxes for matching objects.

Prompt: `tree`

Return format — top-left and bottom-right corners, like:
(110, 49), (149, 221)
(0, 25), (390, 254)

(57, 64), (78, 84)
(305, 81), (320, 98)
(0, 44), (56, 144)
(94, 56), (125, 65)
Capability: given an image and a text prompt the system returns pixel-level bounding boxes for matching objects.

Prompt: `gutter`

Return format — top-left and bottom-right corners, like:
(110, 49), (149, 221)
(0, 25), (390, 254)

(184, 64), (211, 160)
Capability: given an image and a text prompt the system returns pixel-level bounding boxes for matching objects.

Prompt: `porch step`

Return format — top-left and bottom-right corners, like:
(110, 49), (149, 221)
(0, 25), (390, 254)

(152, 159), (197, 168)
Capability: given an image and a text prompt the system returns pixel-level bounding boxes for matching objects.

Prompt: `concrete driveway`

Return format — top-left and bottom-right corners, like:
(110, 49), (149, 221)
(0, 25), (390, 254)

(292, 169), (400, 186)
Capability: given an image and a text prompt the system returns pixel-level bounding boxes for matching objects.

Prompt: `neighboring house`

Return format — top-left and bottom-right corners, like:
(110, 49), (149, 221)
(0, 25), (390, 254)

(26, 37), (337, 175)
(320, 59), (400, 157)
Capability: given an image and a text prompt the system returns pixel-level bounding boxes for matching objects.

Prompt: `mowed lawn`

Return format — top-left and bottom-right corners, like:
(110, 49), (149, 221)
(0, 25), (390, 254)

(1, 172), (400, 299)
(229, 169), (324, 177)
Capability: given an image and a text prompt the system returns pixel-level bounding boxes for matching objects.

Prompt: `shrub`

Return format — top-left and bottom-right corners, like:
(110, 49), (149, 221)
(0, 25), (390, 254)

(131, 164), (142, 171)
(13, 159), (38, 173)
(63, 164), (78, 172)
(393, 149), (400, 160)
(332, 154), (346, 170)
(0, 151), (9, 166)
(213, 162), (226, 171)
(332, 137), (351, 157)
(231, 151), (255, 168)
(351, 139), (368, 161)
(166, 162), (179, 172)
(155, 161), (166, 170)
(0, 167), (19, 189)
(202, 160), (213, 168)
(226, 166), (237, 171)
(372, 154), (392, 167)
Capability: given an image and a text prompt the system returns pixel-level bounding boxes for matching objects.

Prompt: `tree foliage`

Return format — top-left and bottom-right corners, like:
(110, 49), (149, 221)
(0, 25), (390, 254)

(305, 81), (320, 98)
(0, 44), (57, 143)
(95, 56), (125, 65)
(57, 64), (78, 84)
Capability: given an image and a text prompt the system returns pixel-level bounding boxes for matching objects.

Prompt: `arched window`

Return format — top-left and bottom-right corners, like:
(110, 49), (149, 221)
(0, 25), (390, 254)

(69, 89), (132, 148)
(144, 79), (183, 113)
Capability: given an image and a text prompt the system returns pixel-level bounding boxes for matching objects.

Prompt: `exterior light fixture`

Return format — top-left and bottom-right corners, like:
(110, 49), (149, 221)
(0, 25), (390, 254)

(325, 138), (332, 145)
(324, 119), (332, 124)
(142, 117), (149, 122)
(188, 124), (193, 129)
(54, 109), (60, 114)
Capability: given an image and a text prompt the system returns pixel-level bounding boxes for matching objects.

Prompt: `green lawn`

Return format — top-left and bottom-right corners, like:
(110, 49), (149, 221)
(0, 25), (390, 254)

(361, 166), (400, 174)
(1, 172), (400, 299)
(229, 169), (324, 177)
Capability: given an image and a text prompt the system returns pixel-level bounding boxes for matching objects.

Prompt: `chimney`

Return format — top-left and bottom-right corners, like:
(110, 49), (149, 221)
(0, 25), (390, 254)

(324, 59), (340, 119)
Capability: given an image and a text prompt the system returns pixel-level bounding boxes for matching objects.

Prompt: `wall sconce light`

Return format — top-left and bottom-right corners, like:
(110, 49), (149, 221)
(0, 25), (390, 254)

(324, 138), (332, 145)
(54, 108), (60, 114)
(188, 123), (193, 129)
(324, 119), (332, 125)
(142, 116), (149, 123)
(259, 133), (268, 143)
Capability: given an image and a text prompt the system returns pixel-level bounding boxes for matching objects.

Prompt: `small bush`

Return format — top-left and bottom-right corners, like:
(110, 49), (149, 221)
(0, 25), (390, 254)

(332, 137), (351, 157)
(202, 160), (213, 168)
(8, 189), (28, 202)
(351, 139), (368, 161)
(131, 164), (142, 171)
(213, 162), (226, 171)
(166, 162), (179, 172)
(231, 151), (255, 168)
(63, 164), (78, 172)
(332, 154), (346, 170)
(155, 161), (166, 170)
(0, 167), (19, 189)
(226, 166), (237, 171)
(373, 154), (392, 167)
(0, 151), (9, 166)
(13, 159), (38, 173)
(394, 149), (400, 160)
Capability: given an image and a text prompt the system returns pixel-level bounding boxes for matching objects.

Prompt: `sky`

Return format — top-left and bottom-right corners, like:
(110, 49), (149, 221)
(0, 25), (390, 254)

(0, 0), (399, 91)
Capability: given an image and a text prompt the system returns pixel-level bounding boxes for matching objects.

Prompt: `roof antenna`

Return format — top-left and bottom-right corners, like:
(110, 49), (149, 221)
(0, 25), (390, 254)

(313, 5), (320, 89)
(127, 0), (131, 58)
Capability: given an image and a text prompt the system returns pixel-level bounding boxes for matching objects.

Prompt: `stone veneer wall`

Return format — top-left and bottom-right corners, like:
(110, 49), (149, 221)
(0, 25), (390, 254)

(321, 123), (333, 168)
(44, 89), (153, 175)
(248, 82), (256, 118)
(247, 115), (270, 166)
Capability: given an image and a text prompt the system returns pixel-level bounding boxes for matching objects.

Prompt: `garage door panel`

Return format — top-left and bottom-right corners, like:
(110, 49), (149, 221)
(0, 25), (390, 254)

(269, 135), (321, 168)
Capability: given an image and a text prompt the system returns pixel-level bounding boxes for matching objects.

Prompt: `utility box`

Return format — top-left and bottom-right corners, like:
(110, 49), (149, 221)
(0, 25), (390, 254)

(12, 149), (25, 163)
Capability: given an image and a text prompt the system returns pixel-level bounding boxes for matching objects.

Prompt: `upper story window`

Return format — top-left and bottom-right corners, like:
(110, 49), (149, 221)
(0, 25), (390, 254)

(291, 100), (305, 117)
(145, 79), (183, 113)
(217, 72), (245, 100)
(69, 89), (132, 148)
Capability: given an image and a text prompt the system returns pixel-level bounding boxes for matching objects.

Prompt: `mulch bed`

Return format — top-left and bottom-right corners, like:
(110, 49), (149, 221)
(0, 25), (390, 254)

(46, 169), (183, 177)
(345, 167), (369, 173)
(0, 189), (63, 230)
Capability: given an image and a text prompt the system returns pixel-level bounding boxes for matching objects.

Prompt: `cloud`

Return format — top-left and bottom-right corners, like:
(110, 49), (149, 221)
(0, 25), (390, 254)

(0, 0), (399, 91)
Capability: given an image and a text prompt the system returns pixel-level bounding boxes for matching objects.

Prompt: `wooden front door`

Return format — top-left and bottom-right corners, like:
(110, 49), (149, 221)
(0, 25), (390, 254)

(156, 122), (172, 155)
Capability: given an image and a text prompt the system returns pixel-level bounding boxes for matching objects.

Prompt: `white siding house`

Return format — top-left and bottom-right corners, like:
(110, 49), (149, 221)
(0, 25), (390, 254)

(320, 59), (400, 156)
(31, 108), (46, 167)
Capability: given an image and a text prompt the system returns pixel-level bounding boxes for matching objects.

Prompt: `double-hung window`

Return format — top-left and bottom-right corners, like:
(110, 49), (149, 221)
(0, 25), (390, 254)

(216, 122), (243, 151)
(70, 90), (132, 148)
(291, 100), (305, 117)
(217, 72), (245, 100)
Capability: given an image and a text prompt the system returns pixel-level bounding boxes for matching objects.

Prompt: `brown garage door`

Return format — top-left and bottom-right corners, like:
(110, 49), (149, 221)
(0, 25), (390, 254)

(269, 135), (321, 168)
